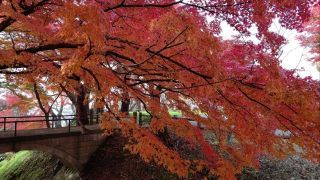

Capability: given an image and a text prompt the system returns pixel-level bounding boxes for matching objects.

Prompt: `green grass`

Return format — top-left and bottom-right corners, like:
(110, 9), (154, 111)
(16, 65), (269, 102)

(0, 151), (79, 180)
(128, 109), (183, 117)
(0, 151), (33, 180)
(128, 109), (208, 118)
(128, 109), (209, 126)
(0, 151), (54, 180)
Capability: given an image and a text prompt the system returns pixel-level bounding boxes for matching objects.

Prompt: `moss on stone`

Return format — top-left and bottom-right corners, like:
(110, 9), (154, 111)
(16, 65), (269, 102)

(0, 151), (79, 180)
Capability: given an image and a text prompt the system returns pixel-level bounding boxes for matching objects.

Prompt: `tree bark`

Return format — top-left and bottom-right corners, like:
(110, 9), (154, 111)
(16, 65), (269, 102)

(60, 83), (90, 132)
(75, 83), (89, 125)
(33, 83), (50, 128)
(120, 91), (130, 115)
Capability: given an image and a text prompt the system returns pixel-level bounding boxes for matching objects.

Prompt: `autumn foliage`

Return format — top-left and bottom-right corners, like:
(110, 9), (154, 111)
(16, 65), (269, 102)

(300, 5), (320, 63)
(0, 0), (320, 179)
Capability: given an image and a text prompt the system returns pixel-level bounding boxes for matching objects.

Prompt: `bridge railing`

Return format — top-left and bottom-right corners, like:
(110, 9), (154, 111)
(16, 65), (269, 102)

(0, 114), (100, 136)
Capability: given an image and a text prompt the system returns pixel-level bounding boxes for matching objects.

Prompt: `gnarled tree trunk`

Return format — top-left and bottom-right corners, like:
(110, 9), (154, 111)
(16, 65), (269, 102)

(60, 82), (89, 132)
(76, 84), (89, 125)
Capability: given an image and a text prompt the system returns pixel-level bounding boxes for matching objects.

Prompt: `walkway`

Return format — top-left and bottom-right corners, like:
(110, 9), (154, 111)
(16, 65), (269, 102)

(0, 115), (105, 171)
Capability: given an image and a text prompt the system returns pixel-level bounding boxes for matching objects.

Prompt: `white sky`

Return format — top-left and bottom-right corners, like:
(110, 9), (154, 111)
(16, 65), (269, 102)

(219, 20), (319, 80)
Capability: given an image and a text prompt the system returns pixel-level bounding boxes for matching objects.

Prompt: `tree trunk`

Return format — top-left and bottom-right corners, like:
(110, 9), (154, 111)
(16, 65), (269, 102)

(60, 83), (90, 128)
(120, 91), (130, 115)
(44, 114), (50, 128)
(76, 84), (89, 125)
(33, 83), (50, 128)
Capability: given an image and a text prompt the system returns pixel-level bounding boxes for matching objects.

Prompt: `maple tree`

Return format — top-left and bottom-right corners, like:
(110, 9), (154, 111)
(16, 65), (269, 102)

(0, 93), (24, 117)
(0, 78), (74, 128)
(0, 93), (43, 130)
(0, 0), (320, 179)
(0, 90), (69, 130)
(300, 5), (320, 64)
(303, 5), (320, 60)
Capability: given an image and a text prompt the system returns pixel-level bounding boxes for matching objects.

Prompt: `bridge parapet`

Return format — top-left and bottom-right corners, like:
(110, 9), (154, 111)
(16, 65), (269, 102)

(0, 124), (105, 171)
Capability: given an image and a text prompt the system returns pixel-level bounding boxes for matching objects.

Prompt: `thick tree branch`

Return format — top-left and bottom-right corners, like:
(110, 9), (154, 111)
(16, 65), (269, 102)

(0, 0), (51, 32)
(146, 48), (212, 80)
(16, 43), (84, 54)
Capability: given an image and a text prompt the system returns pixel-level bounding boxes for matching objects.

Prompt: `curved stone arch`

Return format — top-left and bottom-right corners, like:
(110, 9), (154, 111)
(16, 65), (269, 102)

(0, 130), (105, 173)
(12, 143), (80, 171)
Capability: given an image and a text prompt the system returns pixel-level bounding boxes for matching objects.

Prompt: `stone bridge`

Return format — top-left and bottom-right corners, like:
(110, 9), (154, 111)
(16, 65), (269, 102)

(0, 125), (105, 171)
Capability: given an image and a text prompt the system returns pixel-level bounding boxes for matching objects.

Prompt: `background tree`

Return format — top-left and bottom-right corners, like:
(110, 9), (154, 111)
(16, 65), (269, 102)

(0, 0), (320, 179)
(300, 5), (320, 78)
(300, 5), (320, 63)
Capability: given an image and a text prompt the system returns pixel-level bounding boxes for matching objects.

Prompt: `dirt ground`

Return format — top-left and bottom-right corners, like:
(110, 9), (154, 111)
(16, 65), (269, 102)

(82, 134), (319, 180)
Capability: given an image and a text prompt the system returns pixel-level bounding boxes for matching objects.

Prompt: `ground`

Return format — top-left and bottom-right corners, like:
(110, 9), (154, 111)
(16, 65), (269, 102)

(0, 134), (319, 179)
(82, 135), (180, 180)
(83, 134), (320, 179)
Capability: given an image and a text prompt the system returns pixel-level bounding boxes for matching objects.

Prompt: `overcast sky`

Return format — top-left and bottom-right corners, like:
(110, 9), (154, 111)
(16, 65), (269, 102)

(219, 20), (319, 80)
